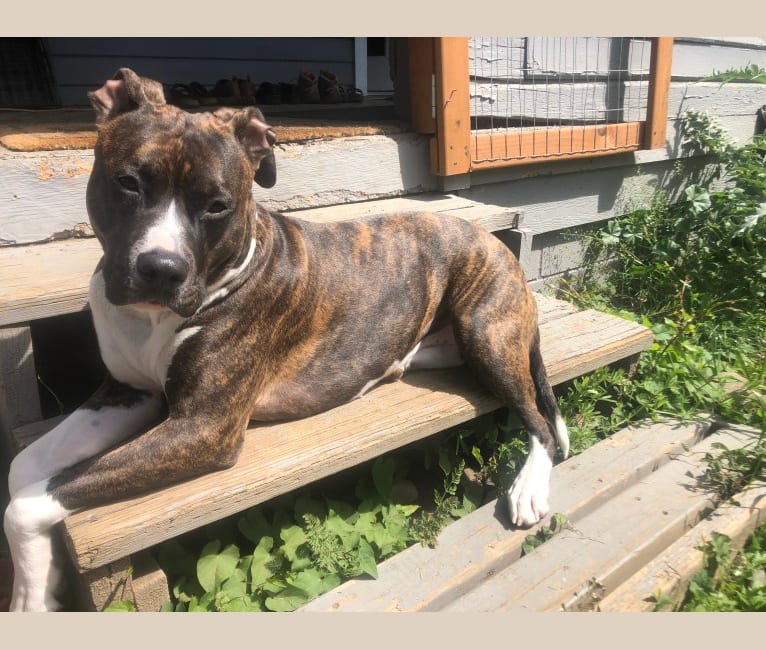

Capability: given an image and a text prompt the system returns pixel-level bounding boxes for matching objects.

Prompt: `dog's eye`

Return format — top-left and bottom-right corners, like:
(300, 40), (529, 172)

(117, 175), (140, 193)
(205, 201), (229, 217)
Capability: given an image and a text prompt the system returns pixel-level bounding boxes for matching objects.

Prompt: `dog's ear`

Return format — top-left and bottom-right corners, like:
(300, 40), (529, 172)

(88, 68), (166, 124)
(217, 107), (277, 188)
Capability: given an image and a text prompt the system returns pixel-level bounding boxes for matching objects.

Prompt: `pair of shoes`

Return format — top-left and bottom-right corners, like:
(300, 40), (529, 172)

(297, 71), (321, 104)
(297, 70), (365, 104)
(318, 70), (343, 104)
(169, 82), (217, 108)
(212, 76), (257, 106)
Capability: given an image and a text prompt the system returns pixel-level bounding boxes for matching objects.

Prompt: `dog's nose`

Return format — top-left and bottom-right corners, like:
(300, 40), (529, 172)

(136, 250), (189, 289)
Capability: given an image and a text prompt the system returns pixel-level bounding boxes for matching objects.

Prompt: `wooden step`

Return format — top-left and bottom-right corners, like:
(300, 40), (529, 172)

(598, 477), (766, 612)
(0, 193), (521, 327)
(12, 295), (652, 573)
(304, 423), (763, 613)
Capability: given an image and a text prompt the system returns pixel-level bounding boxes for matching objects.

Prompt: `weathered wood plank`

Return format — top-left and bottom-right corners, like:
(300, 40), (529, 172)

(9, 293), (579, 451)
(0, 325), (42, 429)
(0, 133), (436, 245)
(56, 305), (651, 572)
(598, 477), (766, 612)
(0, 194), (522, 327)
(302, 418), (708, 612)
(442, 427), (752, 612)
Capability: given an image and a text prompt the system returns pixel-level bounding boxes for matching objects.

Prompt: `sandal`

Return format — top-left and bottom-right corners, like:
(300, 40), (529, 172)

(344, 85), (364, 103)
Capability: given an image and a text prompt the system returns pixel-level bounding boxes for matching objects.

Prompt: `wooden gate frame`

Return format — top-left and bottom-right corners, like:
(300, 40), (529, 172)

(408, 37), (674, 176)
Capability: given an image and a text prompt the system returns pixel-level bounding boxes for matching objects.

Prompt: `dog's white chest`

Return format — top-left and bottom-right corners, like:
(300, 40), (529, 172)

(89, 271), (199, 391)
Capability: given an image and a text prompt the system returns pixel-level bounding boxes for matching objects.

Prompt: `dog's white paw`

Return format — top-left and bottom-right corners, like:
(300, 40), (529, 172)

(506, 437), (553, 527)
(4, 481), (71, 612)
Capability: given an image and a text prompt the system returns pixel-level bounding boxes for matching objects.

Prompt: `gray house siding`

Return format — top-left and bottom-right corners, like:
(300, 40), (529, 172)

(45, 37), (356, 106)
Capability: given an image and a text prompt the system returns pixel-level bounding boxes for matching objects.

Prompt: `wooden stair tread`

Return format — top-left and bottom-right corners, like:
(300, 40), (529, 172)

(12, 297), (651, 572)
(0, 194), (521, 327)
(305, 423), (762, 612)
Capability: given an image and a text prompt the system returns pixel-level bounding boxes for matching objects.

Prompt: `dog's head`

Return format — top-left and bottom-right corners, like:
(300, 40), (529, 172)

(86, 68), (276, 317)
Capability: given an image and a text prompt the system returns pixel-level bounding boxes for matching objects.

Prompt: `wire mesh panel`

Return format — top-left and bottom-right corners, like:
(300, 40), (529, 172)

(468, 37), (653, 167)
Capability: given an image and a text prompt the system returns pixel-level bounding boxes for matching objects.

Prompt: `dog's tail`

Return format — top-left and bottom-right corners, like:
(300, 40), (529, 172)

(529, 329), (569, 458)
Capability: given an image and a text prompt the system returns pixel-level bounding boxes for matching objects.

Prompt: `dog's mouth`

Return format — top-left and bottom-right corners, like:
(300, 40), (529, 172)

(131, 300), (169, 312)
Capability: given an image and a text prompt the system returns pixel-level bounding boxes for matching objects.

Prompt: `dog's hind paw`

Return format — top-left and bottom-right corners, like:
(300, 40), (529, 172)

(506, 436), (553, 527)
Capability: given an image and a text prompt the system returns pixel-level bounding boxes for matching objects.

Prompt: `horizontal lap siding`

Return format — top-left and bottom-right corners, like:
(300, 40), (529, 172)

(45, 37), (355, 106)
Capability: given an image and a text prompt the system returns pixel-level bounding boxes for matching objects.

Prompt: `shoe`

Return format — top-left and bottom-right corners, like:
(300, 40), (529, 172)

(238, 77), (257, 105)
(318, 70), (342, 104)
(188, 82), (218, 106)
(169, 84), (200, 108)
(213, 77), (243, 106)
(255, 82), (282, 105)
(297, 71), (320, 104)
(279, 82), (301, 104)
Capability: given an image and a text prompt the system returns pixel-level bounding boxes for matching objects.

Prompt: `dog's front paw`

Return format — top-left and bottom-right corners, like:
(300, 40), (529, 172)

(4, 481), (70, 612)
(506, 437), (553, 527)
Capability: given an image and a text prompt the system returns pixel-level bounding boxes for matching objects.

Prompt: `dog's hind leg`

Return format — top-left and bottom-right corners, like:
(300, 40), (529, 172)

(450, 274), (568, 528)
(4, 379), (163, 611)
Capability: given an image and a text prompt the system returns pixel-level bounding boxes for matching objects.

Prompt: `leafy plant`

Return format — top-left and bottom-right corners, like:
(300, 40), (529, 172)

(521, 512), (570, 556)
(681, 525), (766, 611)
(701, 63), (766, 86)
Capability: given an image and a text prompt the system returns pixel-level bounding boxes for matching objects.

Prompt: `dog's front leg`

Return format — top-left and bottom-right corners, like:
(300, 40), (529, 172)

(5, 395), (246, 612)
(4, 378), (164, 612)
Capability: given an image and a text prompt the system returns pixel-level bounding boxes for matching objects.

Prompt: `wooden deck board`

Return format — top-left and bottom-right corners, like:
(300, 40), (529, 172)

(597, 478), (766, 612)
(0, 194), (521, 327)
(302, 419), (709, 612)
(50, 301), (650, 572)
(306, 424), (759, 613)
(442, 427), (758, 612)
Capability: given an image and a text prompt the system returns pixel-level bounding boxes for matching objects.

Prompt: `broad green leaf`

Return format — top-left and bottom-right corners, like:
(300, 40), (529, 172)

(250, 536), (275, 589)
(280, 524), (307, 561)
(357, 537), (378, 579)
(237, 508), (273, 544)
(196, 541), (240, 593)
(287, 568), (340, 599)
(294, 495), (327, 521)
(372, 457), (396, 500)
(221, 568), (248, 599)
(265, 587), (311, 612)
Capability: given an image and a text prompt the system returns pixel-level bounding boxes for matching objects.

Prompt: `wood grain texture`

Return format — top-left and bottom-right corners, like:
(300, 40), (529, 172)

(0, 325), (42, 429)
(303, 418), (709, 611)
(442, 427), (754, 612)
(470, 122), (644, 169)
(433, 38), (471, 176)
(645, 38), (674, 150)
(54, 297), (651, 572)
(0, 193), (522, 327)
(598, 477), (766, 612)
